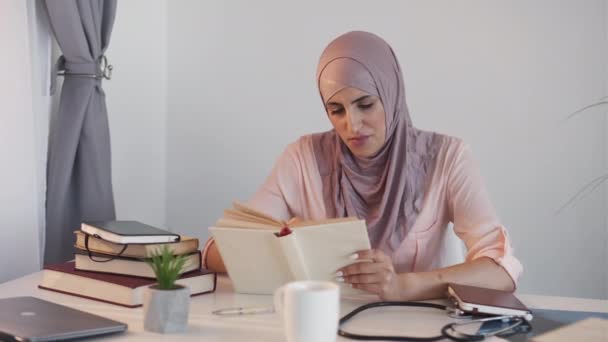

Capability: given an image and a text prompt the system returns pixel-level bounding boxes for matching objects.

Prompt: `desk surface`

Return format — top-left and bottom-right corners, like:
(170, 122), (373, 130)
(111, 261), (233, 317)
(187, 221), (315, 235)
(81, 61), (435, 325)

(1, 272), (606, 341)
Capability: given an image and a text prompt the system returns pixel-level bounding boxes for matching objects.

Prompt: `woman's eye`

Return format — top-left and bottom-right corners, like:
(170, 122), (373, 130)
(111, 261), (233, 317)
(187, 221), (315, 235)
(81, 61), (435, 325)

(358, 102), (374, 110)
(330, 107), (345, 115)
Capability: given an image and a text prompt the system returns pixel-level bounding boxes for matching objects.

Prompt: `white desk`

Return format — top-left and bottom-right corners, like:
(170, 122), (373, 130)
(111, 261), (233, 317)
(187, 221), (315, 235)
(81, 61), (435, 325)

(1, 272), (606, 341)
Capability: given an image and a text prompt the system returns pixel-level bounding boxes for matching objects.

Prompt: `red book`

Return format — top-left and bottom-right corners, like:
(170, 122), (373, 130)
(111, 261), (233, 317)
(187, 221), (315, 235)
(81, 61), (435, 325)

(448, 283), (532, 320)
(39, 262), (216, 308)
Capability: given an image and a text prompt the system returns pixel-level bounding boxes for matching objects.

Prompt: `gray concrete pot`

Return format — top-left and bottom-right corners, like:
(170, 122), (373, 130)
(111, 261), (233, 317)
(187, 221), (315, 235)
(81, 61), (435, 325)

(143, 284), (190, 333)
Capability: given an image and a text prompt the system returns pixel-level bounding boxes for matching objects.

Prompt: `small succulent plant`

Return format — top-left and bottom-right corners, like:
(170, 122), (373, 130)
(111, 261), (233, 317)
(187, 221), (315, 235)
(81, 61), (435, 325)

(145, 245), (188, 290)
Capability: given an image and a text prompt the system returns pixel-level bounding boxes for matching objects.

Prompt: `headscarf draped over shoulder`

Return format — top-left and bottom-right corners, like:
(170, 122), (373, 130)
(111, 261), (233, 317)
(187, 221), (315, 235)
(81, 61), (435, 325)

(312, 31), (444, 251)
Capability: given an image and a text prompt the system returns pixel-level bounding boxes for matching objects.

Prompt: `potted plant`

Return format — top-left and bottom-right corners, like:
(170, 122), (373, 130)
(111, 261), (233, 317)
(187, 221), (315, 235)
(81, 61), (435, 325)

(143, 245), (190, 333)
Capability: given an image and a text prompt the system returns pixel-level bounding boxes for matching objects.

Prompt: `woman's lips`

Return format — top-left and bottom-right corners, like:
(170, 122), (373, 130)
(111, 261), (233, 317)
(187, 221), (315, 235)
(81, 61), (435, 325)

(348, 135), (369, 148)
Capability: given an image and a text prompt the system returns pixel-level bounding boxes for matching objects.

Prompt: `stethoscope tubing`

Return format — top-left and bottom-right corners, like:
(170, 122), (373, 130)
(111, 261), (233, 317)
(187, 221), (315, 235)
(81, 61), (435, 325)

(338, 301), (528, 342)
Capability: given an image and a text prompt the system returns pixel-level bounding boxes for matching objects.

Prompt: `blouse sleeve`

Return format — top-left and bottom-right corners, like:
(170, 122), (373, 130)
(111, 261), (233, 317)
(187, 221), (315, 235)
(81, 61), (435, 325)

(446, 141), (523, 288)
(202, 142), (302, 268)
(246, 142), (303, 222)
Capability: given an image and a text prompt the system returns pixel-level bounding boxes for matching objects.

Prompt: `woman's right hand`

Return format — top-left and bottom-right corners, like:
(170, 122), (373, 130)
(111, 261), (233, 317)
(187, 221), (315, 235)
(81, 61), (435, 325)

(204, 240), (227, 273)
(336, 249), (405, 300)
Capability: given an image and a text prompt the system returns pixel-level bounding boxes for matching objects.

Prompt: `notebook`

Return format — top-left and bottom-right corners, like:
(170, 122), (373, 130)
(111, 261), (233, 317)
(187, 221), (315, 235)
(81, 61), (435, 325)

(81, 221), (180, 244)
(0, 296), (127, 341)
(448, 283), (533, 321)
(74, 230), (199, 258)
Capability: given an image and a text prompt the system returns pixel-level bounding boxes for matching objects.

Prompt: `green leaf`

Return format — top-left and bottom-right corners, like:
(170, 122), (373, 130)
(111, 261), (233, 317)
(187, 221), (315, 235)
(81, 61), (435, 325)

(142, 245), (188, 290)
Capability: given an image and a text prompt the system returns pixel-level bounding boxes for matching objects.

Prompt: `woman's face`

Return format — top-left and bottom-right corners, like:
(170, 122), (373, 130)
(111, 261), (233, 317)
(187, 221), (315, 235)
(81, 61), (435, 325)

(325, 87), (386, 158)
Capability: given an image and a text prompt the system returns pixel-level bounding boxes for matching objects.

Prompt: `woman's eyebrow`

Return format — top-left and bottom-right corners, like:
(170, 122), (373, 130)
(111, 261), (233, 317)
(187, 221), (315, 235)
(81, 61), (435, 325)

(351, 95), (371, 104)
(326, 95), (372, 107)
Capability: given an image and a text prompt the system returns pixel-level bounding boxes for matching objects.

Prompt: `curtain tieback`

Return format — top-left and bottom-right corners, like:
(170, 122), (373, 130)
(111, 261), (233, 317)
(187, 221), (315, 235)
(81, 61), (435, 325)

(50, 55), (113, 94)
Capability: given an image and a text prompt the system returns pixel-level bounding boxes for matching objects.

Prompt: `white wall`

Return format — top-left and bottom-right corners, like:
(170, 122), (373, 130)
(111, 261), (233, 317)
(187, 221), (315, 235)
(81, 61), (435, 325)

(604, 0), (608, 301)
(104, 0), (167, 229)
(108, 0), (607, 299)
(0, 0), (49, 282)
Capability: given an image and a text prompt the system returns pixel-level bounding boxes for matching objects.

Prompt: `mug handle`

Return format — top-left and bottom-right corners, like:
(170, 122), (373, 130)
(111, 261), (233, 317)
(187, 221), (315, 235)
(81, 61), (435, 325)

(273, 284), (286, 314)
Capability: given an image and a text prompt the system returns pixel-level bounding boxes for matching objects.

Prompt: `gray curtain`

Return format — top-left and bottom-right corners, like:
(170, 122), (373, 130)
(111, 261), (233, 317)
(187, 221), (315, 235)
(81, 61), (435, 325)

(44, 0), (117, 264)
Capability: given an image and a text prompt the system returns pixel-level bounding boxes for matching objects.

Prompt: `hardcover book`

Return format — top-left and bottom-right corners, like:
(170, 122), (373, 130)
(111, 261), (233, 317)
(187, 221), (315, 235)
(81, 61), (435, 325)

(39, 262), (216, 308)
(448, 283), (533, 320)
(209, 201), (371, 295)
(74, 250), (201, 279)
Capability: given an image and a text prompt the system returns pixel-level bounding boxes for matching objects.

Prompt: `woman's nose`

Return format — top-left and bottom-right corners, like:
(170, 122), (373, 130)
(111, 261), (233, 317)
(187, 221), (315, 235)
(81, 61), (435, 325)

(346, 110), (363, 133)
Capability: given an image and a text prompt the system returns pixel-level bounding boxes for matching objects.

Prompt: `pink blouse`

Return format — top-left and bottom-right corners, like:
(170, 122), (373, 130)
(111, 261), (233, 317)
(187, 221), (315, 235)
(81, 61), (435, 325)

(204, 134), (522, 286)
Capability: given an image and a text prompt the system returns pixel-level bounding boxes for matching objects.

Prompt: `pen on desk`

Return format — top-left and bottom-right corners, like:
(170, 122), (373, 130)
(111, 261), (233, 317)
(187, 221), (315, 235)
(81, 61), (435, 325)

(212, 306), (275, 316)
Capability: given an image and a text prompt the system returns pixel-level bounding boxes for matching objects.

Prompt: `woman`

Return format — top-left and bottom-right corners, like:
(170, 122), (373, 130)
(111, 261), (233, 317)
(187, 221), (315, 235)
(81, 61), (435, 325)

(203, 31), (522, 301)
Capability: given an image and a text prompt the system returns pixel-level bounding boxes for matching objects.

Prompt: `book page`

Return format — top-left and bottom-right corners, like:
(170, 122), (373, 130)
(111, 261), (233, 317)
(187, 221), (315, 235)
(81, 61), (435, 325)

(215, 218), (278, 230)
(209, 227), (293, 294)
(292, 220), (371, 295)
(223, 209), (282, 227)
(232, 201), (285, 225)
(289, 216), (358, 228)
(220, 201), (358, 230)
(276, 233), (309, 280)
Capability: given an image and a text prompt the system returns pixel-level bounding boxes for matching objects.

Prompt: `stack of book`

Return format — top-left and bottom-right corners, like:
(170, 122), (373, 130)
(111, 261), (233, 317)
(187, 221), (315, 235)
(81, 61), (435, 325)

(39, 221), (216, 308)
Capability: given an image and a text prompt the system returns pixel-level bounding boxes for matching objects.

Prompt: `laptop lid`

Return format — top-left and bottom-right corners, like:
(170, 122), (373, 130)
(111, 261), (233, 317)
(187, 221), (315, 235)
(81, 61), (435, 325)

(0, 296), (127, 342)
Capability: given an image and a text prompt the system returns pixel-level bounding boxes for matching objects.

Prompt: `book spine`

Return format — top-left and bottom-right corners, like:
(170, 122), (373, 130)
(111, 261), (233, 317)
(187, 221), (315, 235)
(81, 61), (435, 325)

(37, 285), (140, 308)
(73, 267), (157, 279)
(74, 253), (201, 279)
(38, 285), (215, 308)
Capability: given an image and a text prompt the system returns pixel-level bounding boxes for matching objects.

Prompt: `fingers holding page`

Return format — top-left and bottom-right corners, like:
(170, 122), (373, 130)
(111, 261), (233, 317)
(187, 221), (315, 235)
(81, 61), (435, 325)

(336, 249), (394, 280)
(349, 249), (389, 263)
(335, 249), (400, 299)
(337, 259), (378, 277)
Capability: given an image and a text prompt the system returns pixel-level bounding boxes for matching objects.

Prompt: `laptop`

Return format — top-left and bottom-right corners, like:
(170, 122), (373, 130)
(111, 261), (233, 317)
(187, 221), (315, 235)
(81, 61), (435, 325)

(0, 296), (127, 341)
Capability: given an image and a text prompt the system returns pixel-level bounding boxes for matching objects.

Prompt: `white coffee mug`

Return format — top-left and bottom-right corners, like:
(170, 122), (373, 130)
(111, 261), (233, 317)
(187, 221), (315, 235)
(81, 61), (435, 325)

(274, 281), (340, 342)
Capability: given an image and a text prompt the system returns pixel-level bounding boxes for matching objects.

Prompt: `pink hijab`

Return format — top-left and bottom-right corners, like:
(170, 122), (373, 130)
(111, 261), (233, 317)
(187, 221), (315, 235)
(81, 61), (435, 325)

(311, 31), (444, 252)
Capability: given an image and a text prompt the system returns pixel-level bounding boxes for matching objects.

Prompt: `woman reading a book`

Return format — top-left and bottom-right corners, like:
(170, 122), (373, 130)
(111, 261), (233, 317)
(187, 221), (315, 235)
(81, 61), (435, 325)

(203, 31), (522, 301)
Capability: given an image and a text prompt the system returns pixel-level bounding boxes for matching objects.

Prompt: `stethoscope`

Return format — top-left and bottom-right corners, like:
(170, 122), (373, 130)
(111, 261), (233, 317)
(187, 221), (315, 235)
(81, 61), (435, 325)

(338, 301), (531, 342)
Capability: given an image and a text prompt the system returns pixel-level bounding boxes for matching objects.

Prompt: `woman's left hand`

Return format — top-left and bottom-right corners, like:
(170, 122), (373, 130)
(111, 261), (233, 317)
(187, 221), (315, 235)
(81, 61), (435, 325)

(336, 249), (403, 300)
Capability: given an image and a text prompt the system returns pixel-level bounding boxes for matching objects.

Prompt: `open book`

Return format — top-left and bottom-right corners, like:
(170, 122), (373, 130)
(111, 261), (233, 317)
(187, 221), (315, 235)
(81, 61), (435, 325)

(209, 202), (371, 295)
